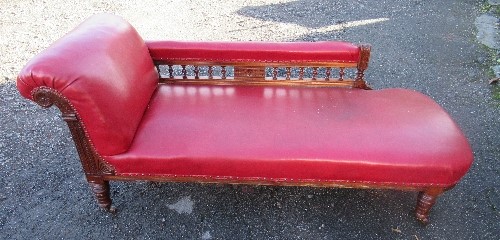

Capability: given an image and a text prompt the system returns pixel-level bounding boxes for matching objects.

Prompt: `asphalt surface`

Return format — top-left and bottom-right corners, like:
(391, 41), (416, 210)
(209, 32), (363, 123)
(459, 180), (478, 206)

(1, 0), (499, 239)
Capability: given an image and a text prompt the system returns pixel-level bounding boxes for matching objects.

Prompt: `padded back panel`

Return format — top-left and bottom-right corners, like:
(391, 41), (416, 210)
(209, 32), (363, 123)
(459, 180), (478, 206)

(17, 14), (158, 156)
(147, 41), (361, 63)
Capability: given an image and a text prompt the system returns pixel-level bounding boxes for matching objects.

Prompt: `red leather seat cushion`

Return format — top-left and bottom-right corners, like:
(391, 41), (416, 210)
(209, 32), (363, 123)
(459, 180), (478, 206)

(105, 85), (473, 187)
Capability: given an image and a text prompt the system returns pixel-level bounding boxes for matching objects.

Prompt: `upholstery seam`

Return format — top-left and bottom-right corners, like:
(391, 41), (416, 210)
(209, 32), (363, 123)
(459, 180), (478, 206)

(151, 57), (358, 64)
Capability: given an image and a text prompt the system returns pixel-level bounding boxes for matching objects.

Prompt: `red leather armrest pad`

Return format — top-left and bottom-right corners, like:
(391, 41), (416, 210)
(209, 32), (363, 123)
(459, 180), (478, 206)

(146, 41), (360, 63)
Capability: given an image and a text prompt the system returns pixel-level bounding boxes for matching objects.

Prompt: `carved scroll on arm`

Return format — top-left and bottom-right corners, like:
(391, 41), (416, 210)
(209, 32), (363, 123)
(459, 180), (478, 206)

(31, 87), (115, 177)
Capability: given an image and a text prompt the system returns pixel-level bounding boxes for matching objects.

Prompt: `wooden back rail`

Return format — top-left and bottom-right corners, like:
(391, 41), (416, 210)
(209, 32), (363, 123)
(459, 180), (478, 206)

(152, 44), (371, 89)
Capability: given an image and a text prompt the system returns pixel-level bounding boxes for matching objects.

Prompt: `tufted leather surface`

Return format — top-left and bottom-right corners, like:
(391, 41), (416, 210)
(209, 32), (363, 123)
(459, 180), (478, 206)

(106, 85), (473, 187)
(146, 41), (360, 64)
(17, 14), (158, 156)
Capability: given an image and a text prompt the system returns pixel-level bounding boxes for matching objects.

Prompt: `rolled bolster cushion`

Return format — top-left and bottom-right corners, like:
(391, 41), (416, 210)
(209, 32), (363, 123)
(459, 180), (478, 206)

(146, 41), (361, 63)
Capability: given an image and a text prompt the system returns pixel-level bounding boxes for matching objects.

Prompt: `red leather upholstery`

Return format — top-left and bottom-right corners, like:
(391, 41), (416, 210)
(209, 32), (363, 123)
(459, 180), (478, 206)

(146, 41), (360, 63)
(17, 14), (158, 155)
(106, 85), (473, 187)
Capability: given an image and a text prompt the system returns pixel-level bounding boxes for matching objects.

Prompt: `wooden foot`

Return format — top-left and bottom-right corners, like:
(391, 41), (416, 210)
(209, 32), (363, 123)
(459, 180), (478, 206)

(88, 180), (116, 213)
(415, 188), (444, 225)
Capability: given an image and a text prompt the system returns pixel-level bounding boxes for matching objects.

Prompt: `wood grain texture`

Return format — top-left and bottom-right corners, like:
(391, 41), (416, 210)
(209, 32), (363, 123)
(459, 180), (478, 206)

(415, 188), (445, 225)
(152, 44), (371, 89)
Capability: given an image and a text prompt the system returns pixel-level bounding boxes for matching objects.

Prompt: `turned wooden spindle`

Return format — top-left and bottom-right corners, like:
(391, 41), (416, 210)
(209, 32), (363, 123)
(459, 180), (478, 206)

(181, 65), (187, 79)
(208, 66), (213, 79)
(194, 66), (200, 79)
(325, 67), (331, 81)
(272, 67), (278, 80)
(168, 65), (174, 79)
(221, 66), (227, 79)
(88, 180), (115, 213)
(286, 67), (291, 80)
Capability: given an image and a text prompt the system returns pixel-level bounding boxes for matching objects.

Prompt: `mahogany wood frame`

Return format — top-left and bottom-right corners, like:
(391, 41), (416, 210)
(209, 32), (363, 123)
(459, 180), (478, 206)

(153, 44), (372, 90)
(29, 44), (447, 225)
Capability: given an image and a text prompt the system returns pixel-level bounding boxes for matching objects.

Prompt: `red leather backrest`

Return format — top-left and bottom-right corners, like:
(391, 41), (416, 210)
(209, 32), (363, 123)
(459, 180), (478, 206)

(17, 14), (158, 156)
(146, 41), (361, 64)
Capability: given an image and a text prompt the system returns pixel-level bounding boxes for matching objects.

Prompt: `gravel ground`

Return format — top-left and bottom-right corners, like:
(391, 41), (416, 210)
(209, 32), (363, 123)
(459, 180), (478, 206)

(1, 0), (499, 239)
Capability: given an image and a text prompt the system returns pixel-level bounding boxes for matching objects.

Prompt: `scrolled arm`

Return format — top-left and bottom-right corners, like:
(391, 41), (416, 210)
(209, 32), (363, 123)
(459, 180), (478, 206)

(17, 14), (158, 156)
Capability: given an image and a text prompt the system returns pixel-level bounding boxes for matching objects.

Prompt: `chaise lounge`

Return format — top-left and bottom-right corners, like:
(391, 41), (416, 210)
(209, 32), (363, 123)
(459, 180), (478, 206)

(16, 14), (473, 224)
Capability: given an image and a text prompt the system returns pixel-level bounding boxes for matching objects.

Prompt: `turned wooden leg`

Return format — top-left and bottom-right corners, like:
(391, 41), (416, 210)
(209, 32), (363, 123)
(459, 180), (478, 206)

(88, 180), (116, 213)
(415, 188), (444, 225)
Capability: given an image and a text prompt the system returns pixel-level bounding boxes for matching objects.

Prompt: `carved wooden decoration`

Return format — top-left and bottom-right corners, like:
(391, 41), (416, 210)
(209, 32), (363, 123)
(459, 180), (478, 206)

(88, 180), (114, 212)
(415, 188), (445, 224)
(153, 44), (372, 89)
(234, 66), (265, 80)
(32, 87), (115, 210)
